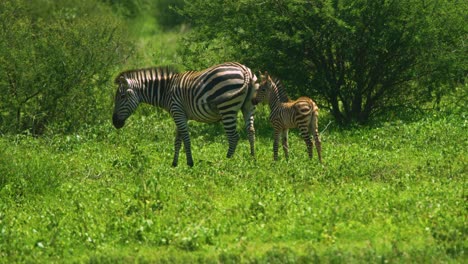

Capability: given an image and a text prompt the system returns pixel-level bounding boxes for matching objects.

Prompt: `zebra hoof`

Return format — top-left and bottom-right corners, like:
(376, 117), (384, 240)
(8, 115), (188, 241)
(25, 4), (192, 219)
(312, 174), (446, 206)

(187, 161), (194, 167)
(172, 161), (178, 167)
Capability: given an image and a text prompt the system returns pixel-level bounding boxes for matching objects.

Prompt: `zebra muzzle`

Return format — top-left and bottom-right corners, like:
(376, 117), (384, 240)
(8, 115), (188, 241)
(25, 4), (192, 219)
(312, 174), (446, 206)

(112, 114), (125, 129)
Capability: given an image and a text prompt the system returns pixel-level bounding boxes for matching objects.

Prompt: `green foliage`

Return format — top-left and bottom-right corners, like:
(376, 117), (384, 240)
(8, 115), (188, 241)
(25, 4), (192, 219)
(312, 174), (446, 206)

(0, 111), (465, 262)
(99, 0), (149, 18)
(180, 0), (466, 125)
(0, 0), (132, 134)
(154, 0), (186, 31)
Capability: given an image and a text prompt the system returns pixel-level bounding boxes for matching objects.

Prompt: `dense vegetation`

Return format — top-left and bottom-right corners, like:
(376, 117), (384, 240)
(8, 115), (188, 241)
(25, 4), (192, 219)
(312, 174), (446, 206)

(181, 0), (466, 124)
(0, 0), (466, 263)
(0, 0), (132, 134)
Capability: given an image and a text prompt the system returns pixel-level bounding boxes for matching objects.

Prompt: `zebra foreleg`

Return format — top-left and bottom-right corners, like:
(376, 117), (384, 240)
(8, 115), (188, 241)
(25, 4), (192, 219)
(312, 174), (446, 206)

(181, 131), (194, 167)
(173, 118), (193, 167)
(172, 131), (182, 167)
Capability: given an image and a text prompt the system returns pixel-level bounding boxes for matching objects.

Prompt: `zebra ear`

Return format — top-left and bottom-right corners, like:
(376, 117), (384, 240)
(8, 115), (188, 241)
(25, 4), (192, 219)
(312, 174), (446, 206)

(258, 71), (263, 81)
(115, 76), (127, 86)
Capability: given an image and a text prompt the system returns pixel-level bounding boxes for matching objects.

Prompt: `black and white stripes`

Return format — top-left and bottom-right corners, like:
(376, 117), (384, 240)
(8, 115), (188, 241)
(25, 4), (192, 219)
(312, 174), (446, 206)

(112, 62), (257, 167)
(253, 72), (322, 162)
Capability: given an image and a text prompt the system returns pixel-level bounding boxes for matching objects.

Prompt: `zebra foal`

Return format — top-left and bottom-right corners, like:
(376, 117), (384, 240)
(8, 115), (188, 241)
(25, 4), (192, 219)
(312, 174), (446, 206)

(253, 72), (322, 162)
(112, 62), (258, 167)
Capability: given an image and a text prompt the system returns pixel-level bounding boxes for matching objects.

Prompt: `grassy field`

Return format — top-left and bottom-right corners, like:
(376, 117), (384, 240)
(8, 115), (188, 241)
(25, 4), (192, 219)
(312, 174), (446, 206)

(0, 9), (466, 263)
(0, 107), (466, 263)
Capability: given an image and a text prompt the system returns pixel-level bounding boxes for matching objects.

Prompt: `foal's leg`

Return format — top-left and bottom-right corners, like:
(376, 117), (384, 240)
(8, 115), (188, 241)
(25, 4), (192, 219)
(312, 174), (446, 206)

(273, 128), (281, 161)
(311, 110), (322, 163)
(299, 125), (313, 159)
(282, 129), (289, 160)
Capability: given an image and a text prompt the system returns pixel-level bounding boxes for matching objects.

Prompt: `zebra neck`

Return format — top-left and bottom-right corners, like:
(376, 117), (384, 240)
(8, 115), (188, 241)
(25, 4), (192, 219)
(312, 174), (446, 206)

(135, 81), (171, 111)
(268, 87), (287, 109)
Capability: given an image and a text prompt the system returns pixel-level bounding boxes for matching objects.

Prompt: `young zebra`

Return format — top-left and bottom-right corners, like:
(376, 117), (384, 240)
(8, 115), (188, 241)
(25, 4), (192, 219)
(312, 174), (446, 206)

(253, 72), (322, 162)
(112, 62), (258, 167)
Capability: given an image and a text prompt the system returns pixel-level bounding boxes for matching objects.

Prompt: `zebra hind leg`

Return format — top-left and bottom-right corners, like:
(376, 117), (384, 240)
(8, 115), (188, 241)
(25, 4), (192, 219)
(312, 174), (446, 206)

(311, 110), (322, 163)
(273, 129), (281, 161)
(242, 109), (255, 156)
(314, 135), (322, 163)
(173, 122), (194, 167)
(222, 115), (240, 158)
(281, 129), (289, 160)
(299, 127), (313, 159)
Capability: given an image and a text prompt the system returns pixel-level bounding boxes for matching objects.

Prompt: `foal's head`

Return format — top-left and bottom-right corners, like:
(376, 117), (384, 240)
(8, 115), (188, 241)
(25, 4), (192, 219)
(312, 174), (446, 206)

(252, 71), (274, 105)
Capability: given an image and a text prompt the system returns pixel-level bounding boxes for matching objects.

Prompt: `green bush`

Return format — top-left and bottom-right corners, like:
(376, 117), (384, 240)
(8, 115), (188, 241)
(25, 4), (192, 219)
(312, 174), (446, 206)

(179, 0), (466, 125)
(0, 0), (132, 134)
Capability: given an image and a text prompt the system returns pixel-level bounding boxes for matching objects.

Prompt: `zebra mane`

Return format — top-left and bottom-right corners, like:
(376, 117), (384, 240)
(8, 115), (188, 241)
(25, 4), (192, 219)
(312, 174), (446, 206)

(114, 66), (179, 84)
(269, 76), (290, 102)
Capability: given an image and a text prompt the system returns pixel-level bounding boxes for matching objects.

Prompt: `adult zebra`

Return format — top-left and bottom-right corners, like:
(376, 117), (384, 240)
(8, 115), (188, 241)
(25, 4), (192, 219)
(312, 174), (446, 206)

(112, 62), (258, 167)
(253, 72), (322, 162)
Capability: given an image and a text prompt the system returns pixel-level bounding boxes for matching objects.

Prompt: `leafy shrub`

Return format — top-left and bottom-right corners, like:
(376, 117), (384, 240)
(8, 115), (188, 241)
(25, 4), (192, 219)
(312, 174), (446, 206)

(0, 0), (132, 134)
(179, 0), (466, 125)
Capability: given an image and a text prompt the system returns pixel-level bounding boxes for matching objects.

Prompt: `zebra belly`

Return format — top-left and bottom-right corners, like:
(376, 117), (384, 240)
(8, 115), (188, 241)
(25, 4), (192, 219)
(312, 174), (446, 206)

(270, 111), (297, 129)
(186, 102), (222, 123)
(282, 120), (298, 129)
(189, 93), (244, 123)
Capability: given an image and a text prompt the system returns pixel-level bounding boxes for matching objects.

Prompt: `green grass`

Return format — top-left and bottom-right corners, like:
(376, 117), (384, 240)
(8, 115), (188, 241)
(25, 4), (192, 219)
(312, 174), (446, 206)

(0, 110), (466, 263)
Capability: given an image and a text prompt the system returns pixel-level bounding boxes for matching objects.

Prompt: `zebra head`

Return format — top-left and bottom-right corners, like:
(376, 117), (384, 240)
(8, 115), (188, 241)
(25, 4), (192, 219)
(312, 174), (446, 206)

(112, 76), (139, 129)
(252, 71), (272, 105)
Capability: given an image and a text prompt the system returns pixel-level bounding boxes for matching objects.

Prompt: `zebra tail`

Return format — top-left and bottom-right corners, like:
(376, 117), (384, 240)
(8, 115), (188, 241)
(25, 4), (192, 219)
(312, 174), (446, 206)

(240, 67), (257, 110)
